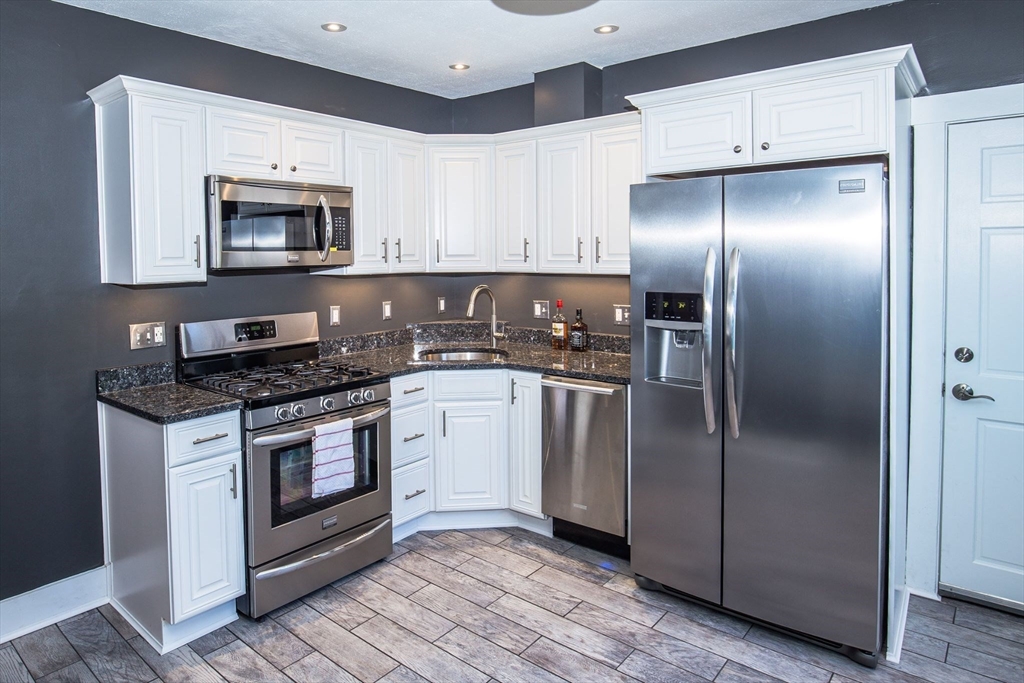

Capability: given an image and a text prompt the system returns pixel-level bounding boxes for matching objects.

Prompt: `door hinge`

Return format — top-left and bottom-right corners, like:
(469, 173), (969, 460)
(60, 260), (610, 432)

(941, 382), (946, 397)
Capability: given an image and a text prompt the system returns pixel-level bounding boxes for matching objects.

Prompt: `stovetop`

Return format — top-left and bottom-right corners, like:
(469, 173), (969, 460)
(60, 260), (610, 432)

(188, 358), (388, 402)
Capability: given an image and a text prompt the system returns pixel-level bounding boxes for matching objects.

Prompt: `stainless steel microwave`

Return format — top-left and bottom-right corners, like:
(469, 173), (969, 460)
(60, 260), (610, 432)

(207, 176), (354, 270)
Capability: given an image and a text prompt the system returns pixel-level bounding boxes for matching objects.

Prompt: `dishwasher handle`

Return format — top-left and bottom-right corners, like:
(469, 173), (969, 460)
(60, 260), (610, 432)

(540, 376), (623, 395)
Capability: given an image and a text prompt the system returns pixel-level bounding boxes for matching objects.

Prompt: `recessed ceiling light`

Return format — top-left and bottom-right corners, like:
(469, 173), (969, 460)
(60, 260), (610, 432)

(321, 22), (346, 32)
(594, 24), (619, 34)
(449, 63), (470, 71)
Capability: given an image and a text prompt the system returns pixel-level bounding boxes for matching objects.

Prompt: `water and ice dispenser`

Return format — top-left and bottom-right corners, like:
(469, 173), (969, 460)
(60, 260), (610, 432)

(644, 292), (705, 388)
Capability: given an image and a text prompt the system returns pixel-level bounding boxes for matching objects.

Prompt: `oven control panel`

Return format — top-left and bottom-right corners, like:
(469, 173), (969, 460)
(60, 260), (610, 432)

(247, 381), (391, 430)
(234, 319), (277, 342)
(347, 388), (376, 406)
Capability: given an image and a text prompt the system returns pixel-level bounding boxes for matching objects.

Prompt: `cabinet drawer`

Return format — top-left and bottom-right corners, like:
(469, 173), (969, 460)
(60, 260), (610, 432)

(433, 370), (504, 400)
(392, 404), (429, 469)
(166, 411), (241, 467)
(392, 459), (431, 526)
(391, 373), (429, 408)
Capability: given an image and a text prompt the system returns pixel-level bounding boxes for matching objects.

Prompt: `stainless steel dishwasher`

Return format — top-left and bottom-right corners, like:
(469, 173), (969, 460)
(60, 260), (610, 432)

(541, 375), (628, 538)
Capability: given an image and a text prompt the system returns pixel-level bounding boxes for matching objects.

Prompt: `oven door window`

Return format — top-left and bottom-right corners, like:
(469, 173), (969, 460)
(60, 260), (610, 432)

(220, 200), (322, 252)
(269, 422), (378, 527)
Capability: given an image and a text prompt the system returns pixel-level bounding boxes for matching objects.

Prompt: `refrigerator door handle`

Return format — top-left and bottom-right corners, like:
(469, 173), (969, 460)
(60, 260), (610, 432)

(701, 247), (717, 434)
(725, 247), (741, 438)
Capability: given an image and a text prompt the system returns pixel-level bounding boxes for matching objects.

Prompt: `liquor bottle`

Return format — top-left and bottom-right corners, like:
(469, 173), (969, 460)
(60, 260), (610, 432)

(551, 300), (568, 350)
(570, 308), (589, 352)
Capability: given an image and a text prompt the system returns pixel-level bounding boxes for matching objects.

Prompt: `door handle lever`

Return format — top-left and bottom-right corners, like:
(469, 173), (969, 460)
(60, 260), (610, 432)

(952, 383), (995, 402)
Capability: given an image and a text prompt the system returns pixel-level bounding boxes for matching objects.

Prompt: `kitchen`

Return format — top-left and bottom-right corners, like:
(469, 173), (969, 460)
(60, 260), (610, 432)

(1, 1), (1023, 682)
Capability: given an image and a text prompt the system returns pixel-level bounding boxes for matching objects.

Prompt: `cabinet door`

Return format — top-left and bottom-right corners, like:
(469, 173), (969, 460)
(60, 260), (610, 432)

(537, 134), (590, 273)
(591, 125), (641, 275)
(387, 140), (428, 273)
(434, 401), (505, 510)
(495, 141), (537, 272)
(345, 132), (390, 274)
(206, 107), (282, 179)
(131, 97), (205, 284)
(428, 146), (494, 272)
(168, 451), (244, 623)
(282, 120), (343, 183)
(752, 70), (887, 164)
(508, 372), (543, 518)
(643, 93), (752, 174)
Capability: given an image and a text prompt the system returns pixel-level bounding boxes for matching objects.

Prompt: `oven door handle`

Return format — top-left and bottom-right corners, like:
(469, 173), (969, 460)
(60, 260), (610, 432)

(251, 405), (391, 447)
(254, 518), (391, 580)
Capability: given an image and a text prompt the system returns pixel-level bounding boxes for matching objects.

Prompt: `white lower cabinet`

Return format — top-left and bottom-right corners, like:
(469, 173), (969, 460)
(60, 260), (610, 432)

(392, 459), (432, 526)
(434, 400), (506, 511)
(168, 452), (244, 622)
(508, 372), (543, 517)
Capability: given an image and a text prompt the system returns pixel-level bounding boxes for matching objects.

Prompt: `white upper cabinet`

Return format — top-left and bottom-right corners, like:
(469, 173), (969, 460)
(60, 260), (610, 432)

(537, 133), (591, 273)
(345, 132), (390, 273)
(282, 119), (343, 182)
(591, 125), (641, 275)
(206, 107), (282, 179)
(429, 146), (494, 272)
(495, 141), (538, 272)
(751, 70), (887, 164)
(387, 140), (428, 272)
(643, 93), (752, 174)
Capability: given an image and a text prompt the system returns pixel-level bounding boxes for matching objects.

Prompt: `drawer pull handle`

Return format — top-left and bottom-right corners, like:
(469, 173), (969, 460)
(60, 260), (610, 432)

(193, 432), (229, 445)
(405, 489), (427, 500)
(403, 433), (425, 442)
(403, 386), (425, 394)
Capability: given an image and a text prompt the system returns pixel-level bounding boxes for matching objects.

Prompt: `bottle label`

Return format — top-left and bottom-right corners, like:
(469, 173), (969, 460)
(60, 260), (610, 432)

(570, 330), (588, 350)
(552, 322), (566, 337)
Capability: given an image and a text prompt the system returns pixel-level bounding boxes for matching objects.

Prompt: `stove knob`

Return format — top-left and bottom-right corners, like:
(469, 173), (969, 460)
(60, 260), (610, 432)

(348, 390), (363, 405)
(275, 406), (292, 421)
(292, 403), (305, 417)
(362, 389), (375, 402)
(321, 397), (336, 411)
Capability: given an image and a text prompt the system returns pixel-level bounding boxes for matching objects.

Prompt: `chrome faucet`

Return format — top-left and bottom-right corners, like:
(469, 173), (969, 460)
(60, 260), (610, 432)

(466, 285), (506, 347)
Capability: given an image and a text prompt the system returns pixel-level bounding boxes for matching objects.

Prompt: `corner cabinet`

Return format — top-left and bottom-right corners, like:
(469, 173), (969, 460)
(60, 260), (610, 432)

(508, 372), (543, 517)
(90, 85), (206, 284)
(99, 405), (244, 653)
(428, 146), (494, 272)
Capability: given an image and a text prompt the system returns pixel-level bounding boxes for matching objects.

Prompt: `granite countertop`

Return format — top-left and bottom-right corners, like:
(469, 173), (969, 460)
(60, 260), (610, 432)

(325, 341), (631, 385)
(97, 383), (242, 425)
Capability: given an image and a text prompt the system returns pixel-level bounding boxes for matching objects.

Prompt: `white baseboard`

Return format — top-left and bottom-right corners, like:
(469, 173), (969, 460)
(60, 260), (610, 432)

(907, 586), (942, 603)
(113, 597), (237, 655)
(393, 509), (554, 543)
(0, 566), (110, 644)
(886, 586), (911, 664)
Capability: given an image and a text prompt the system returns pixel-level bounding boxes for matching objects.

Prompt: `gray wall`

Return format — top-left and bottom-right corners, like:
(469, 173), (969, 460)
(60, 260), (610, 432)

(452, 84), (534, 134)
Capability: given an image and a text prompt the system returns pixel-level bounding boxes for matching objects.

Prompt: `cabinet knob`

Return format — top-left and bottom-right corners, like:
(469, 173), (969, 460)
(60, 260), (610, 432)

(290, 165), (297, 172)
(760, 142), (770, 151)
(271, 163), (278, 170)
(733, 145), (742, 153)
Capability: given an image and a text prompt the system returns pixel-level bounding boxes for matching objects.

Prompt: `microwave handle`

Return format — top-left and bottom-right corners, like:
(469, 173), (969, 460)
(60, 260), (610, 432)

(317, 194), (332, 263)
(251, 405), (391, 447)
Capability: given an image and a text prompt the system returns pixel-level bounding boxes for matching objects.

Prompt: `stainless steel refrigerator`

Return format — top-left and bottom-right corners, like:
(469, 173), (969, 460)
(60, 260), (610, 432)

(630, 163), (887, 664)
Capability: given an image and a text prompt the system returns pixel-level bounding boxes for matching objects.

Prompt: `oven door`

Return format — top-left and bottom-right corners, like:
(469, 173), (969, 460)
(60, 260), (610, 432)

(247, 401), (390, 567)
(208, 176), (353, 270)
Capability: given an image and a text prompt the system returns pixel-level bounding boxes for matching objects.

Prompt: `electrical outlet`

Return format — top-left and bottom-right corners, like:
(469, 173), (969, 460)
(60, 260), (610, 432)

(382, 301), (392, 320)
(329, 305), (341, 327)
(533, 300), (550, 319)
(438, 297), (446, 314)
(613, 304), (631, 326)
(129, 322), (167, 350)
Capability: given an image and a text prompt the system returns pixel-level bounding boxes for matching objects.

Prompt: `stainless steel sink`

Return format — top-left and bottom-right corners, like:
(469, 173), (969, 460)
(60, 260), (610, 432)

(416, 348), (510, 362)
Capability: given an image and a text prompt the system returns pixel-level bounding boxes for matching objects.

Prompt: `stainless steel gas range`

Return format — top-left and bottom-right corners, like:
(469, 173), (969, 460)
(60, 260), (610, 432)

(177, 312), (392, 618)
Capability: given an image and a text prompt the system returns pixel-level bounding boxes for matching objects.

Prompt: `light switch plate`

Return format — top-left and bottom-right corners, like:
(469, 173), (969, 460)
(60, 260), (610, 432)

(533, 300), (550, 320)
(382, 301), (392, 320)
(613, 304), (631, 326)
(329, 306), (341, 327)
(129, 322), (166, 350)
(438, 297), (446, 314)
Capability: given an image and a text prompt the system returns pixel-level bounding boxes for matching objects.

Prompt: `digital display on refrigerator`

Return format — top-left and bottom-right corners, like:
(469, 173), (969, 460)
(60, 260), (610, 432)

(645, 292), (703, 322)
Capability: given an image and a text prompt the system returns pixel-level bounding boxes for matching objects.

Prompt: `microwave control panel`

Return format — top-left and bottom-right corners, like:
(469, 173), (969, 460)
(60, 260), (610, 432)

(234, 320), (277, 342)
(330, 206), (351, 251)
(645, 292), (703, 323)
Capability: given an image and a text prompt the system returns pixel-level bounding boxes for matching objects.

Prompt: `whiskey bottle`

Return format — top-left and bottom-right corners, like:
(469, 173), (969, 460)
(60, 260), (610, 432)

(569, 308), (589, 352)
(551, 299), (568, 350)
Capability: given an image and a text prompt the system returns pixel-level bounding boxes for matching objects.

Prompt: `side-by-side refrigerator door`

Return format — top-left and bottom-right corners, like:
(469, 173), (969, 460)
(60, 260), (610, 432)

(629, 178), (723, 604)
(721, 164), (886, 654)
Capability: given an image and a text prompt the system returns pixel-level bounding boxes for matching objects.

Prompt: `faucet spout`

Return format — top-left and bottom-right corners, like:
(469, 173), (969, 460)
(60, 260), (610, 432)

(466, 285), (505, 347)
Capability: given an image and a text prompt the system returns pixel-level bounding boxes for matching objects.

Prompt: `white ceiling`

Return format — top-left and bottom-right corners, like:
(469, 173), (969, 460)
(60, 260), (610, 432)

(55, 0), (898, 99)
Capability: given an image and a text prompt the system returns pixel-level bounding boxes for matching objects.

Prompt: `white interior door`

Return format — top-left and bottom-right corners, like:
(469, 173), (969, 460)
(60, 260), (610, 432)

(940, 116), (1024, 610)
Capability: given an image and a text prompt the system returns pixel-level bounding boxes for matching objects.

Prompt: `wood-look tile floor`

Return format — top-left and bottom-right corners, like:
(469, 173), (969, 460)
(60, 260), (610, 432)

(4, 527), (1022, 682)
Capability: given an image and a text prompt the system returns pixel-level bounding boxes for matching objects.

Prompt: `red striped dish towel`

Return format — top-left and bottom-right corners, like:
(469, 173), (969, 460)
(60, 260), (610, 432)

(312, 418), (354, 498)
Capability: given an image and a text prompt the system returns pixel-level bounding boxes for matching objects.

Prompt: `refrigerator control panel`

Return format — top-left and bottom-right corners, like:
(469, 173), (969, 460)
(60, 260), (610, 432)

(645, 292), (703, 323)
